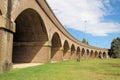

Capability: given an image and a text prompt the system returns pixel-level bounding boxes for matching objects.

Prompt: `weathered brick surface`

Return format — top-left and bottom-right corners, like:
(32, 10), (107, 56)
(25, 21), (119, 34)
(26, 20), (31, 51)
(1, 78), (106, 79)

(0, 0), (109, 74)
(13, 43), (50, 63)
(0, 30), (3, 63)
(63, 51), (70, 59)
(0, 29), (13, 73)
(71, 52), (77, 59)
(51, 48), (63, 61)
(0, 29), (7, 73)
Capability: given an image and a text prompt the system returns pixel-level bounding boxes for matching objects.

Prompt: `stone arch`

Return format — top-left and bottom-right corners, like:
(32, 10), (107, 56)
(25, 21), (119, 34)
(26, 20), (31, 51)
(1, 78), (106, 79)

(86, 49), (89, 57)
(63, 40), (70, 59)
(103, 52), (106, 58)
(95, 51), (98, 58)
(81, 48), (85, 57)
(12, 8), (48, 63)
(51, 32), (62, 61)
(76, 47), (80, 59)
(77, 47), (80, 53)
(90, 50), (93, 58)
(71, 44), (76, 59)
(99, 51), (102, 58)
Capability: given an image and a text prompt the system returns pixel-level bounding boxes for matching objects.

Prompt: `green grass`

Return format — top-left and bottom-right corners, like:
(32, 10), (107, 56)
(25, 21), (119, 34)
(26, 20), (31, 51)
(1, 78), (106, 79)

(0, 59), (120, 80)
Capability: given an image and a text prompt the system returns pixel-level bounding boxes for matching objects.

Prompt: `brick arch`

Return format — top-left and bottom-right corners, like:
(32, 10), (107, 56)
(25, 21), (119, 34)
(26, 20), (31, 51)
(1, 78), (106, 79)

(103, 52), (107, 58)
(99, 51), (102, 55)
(76, 47), (80, 59)
(81, 48), (85, 57)
(51, 32), (62, 61)
(71, 44), (76, 59)
(95, 51), (98, 58)
(71, 44), (75, 52)
(90, 50), (94, 58)
(99, 51), (102, 58)
(12, 8), (48, 63)
(77, 47), (80, 53)
(14, 8), (48, 42)
(51, 32), (61, 47)
(63, 40), (70, 59)
(86, 49), (89, 57)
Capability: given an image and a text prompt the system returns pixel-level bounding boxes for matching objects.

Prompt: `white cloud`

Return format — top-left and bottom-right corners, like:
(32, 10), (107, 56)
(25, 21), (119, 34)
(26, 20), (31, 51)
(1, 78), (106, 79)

(46, 0), (120, 36)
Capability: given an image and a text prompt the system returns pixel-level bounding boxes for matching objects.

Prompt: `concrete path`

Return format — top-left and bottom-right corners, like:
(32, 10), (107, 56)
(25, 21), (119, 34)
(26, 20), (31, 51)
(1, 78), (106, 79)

(13, 63), (44, 69)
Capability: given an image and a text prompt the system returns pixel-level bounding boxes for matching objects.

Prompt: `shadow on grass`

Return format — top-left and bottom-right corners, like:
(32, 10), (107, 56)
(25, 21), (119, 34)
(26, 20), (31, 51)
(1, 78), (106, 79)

(103, 73), (120, 76)
(106, 63), (120, 68)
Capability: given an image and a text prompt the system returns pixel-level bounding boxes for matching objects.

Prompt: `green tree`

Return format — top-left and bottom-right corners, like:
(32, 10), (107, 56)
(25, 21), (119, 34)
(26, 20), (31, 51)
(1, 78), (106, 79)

(82, 38), (89, 45)
(111, 37), (120, 58)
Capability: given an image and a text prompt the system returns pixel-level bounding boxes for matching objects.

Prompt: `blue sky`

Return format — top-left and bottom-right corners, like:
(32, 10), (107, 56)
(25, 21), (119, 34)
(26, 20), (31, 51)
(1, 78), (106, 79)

(47, 0), (120, 48)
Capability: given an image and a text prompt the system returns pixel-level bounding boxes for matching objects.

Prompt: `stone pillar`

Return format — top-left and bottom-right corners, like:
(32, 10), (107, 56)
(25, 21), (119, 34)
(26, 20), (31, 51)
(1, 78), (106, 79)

(80, 51), (82, 58)
(81, 51), (86, 59)
(30, 41), (51, 63)
(100, 53), (103, 59)
(106, 53), (109, 58)
(51, 47), (63, 62)
(96, 53), (99, 58)
(71, 51), (76, 59)
(76, 51), (80, 60)
(0, 16), (15, 73)
(63, 49), (70, 60)
(44, 41), (51, 63)
(89, 52), (93, 58)
(92, 53), (95, 58)
(82, 51), (86, 59)
(87, 52), (90, 58)
(80, 51), (83, 58)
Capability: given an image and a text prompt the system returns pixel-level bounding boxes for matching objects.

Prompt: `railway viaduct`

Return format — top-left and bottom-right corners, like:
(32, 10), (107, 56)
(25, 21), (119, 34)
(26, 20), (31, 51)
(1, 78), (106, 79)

(0, 0), (108, 73)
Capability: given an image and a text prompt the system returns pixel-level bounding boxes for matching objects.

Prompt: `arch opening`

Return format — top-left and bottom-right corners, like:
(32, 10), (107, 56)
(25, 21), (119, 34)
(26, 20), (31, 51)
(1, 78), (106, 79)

(76, 47), (80, 59)
(63, 40), (69, 59)
(90, 50), (93, 58)
(51, 32), (62, 61)
(71, 44), (76, 59)
(77, 47), (80, 53)
(12, 9), (48, 63)
(95, 51), (98, 58)
(103, 52), (106, 58)
(99, 52), (102, 58)
(86, 49), (89, 57)
(81, 48), (85, 57)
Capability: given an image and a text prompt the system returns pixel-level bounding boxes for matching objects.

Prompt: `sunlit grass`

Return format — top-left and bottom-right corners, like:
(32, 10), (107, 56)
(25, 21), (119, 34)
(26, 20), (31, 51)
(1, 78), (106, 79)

(0, 59), (120, 80)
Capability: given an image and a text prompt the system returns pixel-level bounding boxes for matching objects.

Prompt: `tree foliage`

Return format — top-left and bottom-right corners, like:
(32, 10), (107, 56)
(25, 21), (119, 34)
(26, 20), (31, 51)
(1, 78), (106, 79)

(82, 38), (89, 45)
(110, 37), (120, 58)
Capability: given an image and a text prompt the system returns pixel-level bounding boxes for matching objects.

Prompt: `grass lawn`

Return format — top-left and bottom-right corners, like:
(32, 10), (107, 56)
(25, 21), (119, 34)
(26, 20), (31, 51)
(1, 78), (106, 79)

(0, 59), (120, 80)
